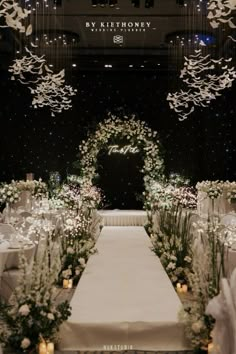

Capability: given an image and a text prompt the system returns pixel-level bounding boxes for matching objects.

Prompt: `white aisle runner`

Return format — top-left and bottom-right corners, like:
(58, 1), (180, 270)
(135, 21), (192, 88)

(59, 227), (190, 351)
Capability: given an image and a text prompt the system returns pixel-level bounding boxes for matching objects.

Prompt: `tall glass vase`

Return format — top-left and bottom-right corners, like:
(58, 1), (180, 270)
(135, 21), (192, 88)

(5, 202), (12, 223)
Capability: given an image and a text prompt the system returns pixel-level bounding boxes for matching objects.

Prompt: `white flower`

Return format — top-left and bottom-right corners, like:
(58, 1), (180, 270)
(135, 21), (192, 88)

(21, 338), (31, 349)
(18, 304), (30, 316)
(67, 247), (74, 254)
(79, 257), (86, 267)
(191, 320), (204, 334)
(47, 313), (55, 320)
(170, 255), (177, 261)
(166, 262), (176, 270)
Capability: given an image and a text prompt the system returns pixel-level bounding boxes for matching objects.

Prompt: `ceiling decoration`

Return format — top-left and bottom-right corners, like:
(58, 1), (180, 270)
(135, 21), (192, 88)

(9, 47), (46, 84)
(30, 68), (77, 116)
(9, 47), (77, 116)
(1, 0), (77, 116)
(207, 0), (236, 29)
(0, 0), (32, 35)
(167, 49), (236, 120)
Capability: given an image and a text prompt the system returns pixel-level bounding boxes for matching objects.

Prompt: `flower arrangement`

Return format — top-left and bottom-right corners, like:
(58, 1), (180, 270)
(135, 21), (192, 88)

(80, 181), (102, 210)
(145, 179), (197, 213)
(74, 113), (164, 188)
(32, 178), (48, 199)
(180, 216), (226, 352)
(151, 206), (193, 285)
(0, 182), (20, 206)
(169, 173), (190, 187)
(49, 197), (65, 210)
(57, 183), (82, 210)
(58, 209), (99, 285)
(172, 186), (197, 209)
(196, 181), (224, 200)
(56, 178), (102, 212)
(16, 180), (35, 192)
(48, 172), (61, 197)
(226, 182), (236, 203)
(0, 247), (71, 353)
(144, 181), (174, 211)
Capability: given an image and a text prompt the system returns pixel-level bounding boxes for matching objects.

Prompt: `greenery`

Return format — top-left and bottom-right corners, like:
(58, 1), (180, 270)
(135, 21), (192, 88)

(180, 215), (227, 352)
(0, 247), (71, 353)
(58, 208), (99, 286)
(151, 205), (193, 285)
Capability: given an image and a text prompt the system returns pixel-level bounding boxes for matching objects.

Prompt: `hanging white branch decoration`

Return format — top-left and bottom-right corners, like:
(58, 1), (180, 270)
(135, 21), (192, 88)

(30, 69), (77, 116)
(0, 0), (32, 35)
(207, 0), (236, 29)
(8, 47), (46, 84)
(167, 50), (236, 121)
(8, 47), (77, 116)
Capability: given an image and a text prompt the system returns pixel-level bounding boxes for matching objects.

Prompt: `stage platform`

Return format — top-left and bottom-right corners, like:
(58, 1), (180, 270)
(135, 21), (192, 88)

(59, 226), (190, 352)
(98, 210), (147, 226)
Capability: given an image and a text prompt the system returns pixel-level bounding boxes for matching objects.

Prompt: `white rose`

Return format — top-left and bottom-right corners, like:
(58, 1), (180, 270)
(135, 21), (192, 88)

(19, 304), (30, 316)
(47, 313), (55, 320)
(21, 338), (31, 349)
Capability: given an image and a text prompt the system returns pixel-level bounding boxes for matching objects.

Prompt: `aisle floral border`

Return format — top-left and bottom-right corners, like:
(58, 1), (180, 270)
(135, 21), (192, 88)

(196, 180), (236, 202)
(77, 113), (164, 188)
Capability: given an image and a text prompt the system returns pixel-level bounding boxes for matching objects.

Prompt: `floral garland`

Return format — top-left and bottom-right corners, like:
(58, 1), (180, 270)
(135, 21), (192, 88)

(77, 114), (164, 188)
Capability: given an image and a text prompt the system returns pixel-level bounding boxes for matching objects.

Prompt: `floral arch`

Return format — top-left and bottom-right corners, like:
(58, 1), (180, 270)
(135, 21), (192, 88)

(77, 114), (164, 191)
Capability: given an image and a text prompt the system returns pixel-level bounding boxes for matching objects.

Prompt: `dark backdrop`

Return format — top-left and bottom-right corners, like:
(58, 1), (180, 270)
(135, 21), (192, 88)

(0, 69), (235, 208)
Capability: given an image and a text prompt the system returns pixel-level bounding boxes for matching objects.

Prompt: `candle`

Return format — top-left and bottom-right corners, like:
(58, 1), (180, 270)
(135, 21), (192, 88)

(47, 342), (54, 354)
(63, 279), (69, 289)
(39, 342), (47, 354)
(176, 283), (182, 293)
(68, 279), (73, 289)
(208, 342), (214, 353)
(182, 284), (188, 293)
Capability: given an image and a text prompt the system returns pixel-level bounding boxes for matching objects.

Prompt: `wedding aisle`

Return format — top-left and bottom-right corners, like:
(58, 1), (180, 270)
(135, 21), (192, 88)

(59, 226), (190, 352)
